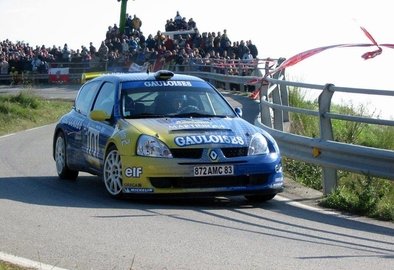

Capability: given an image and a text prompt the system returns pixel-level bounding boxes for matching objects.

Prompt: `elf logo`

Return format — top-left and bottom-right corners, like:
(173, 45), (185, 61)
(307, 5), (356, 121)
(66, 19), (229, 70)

(125, 167), (143, 178)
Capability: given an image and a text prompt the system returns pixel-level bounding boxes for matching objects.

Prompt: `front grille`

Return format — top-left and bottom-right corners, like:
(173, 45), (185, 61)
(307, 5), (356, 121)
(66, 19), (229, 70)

(222, 147), (248, 158)
(170, 148), (203, 159)
(170, 147), (248, 159)
(150, 174), (269, 189)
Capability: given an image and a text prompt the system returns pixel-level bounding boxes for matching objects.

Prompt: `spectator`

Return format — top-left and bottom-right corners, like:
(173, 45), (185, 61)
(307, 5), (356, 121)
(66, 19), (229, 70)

(237, 40), (249, 60)
(121, 38), (129, 54)
(0, 57), (9, 84)
(213, 31), (221, 53)
(247, 40), (258, 58)
(128, 36), (139, 53)
(145, 34), (156, 50)
(89, 42), (97, 55)
(174, 11), (182, 22)
(220, 29), (231, 55)
(98, 41), (109, 62)
(31, 55), (42, 72)
(165, 19), (176, 32)
(188, 18), (196, 30)
(62, 43), (71, 62)
(242, 48), (253, 63)
(0, 57), (9, 75)
(154, 30), (165, 48)
(131, 14), (142, 32)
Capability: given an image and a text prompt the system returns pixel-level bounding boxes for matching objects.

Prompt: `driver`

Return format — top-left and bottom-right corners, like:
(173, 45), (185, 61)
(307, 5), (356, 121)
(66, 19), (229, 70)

(170, 96), (183, 112)
(123, 95), (135, 116)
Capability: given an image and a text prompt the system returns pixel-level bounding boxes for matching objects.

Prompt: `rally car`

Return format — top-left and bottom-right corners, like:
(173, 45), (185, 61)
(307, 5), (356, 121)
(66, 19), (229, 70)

(53, 70), (283, 200)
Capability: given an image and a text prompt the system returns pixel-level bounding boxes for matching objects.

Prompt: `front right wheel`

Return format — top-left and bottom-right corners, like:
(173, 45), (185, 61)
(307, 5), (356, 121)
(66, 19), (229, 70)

(103, 146), (123, 198)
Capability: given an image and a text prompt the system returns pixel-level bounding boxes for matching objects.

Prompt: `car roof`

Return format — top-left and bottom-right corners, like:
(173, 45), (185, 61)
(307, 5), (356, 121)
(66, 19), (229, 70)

(89, 70), (206, 84)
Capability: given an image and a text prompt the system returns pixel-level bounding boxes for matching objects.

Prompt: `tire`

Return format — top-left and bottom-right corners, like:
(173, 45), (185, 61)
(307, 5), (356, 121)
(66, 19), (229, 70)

(103, 146), (123, 198)
(54, 132), (79, 180)
(245, 193), (276, 202)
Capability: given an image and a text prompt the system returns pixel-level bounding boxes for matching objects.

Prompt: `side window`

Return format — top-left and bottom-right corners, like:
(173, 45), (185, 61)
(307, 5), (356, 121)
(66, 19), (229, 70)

(75, 81), (100, 116)
(93, 82), (115, 116)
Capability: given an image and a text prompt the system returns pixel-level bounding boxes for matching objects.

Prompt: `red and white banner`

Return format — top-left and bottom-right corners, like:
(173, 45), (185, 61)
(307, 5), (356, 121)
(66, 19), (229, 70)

(48, 67), (70, 83)
(248, 25), (394, 100)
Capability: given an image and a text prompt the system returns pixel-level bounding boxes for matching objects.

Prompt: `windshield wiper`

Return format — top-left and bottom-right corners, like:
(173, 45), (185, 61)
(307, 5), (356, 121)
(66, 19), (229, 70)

(171, 112), (227, 118)
(126, 113), (166, 119)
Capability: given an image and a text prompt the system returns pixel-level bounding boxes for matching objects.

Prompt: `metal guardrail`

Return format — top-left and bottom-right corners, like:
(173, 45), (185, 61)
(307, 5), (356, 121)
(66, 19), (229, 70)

(176, 64), (394, 195)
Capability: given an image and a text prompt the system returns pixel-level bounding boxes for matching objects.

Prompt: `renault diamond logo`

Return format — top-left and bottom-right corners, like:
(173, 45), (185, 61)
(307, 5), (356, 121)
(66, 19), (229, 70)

(209, 149), (218, 161)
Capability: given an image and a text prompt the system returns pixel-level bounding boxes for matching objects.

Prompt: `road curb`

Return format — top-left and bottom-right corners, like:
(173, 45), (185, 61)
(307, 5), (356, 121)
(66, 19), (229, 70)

(0, 251), (70, 270)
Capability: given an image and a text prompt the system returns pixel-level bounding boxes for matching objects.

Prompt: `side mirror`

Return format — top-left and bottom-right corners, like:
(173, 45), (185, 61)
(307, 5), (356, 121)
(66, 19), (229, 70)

(234, 107), (242, 117)
(90, 110), (110, 121)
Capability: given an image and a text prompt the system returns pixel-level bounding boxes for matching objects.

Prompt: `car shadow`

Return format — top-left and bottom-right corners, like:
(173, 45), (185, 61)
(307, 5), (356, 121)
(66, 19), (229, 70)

(1, 175), (393, 242)
(0, 175), (265, 209)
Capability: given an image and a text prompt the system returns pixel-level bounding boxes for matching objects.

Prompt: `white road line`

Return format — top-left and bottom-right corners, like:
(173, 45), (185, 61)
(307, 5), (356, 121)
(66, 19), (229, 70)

(0, 124), (52, 140)
(276, 194), (341, 216)
(0, 251), (70, 270)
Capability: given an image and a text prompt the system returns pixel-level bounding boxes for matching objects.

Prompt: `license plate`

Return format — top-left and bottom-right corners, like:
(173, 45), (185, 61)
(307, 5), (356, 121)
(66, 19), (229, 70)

(193, 165), (234, 176)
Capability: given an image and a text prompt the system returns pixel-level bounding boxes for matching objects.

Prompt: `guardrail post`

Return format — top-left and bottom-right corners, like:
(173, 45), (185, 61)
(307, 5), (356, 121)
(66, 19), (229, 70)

(224, 68), (230, 90)
(271, 66), (287, 131)
(259, 82), (272, 128)
(318, 83), (337, 195)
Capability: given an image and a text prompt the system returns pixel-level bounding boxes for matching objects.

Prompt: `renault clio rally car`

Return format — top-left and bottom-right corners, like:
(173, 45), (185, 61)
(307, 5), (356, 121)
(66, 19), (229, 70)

(53, 70), (283, 200)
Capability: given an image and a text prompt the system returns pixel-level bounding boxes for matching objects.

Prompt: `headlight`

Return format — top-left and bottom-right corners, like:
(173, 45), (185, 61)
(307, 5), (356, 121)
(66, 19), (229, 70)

(248, 133), (269, 155)
(136, 135), (173, 158)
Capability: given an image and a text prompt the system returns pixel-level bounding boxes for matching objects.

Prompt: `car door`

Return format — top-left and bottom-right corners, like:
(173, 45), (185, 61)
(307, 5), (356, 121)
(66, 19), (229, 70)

(66, 80), (101, 169)
(83, 80), (117, 174)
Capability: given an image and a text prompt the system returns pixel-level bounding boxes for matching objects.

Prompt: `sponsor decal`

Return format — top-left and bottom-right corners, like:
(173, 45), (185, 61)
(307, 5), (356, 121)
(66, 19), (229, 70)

(174, 134), (244, 147)
(144, 81), (192, 87)
(123, 187), (154, 193)
(86, 128), (100, 158)
(119, 130), (130, 145)
(121, 139), (130, 146)
(125, 167), (143, 178)
(169, 120), (226, 130)
(123, 183), (142, 188)
(64, 118), (83, 130)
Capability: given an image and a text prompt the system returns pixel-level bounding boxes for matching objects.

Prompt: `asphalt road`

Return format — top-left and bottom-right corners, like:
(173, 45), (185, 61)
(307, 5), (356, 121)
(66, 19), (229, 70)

(0, 85), (393, 270)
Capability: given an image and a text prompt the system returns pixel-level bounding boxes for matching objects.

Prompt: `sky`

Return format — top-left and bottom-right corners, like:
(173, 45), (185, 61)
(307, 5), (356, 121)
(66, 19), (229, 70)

(1, 0), (393, 118)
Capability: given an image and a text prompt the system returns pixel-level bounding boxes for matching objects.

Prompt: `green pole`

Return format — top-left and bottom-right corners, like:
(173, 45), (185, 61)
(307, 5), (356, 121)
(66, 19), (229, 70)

(119, 0), (128, 34)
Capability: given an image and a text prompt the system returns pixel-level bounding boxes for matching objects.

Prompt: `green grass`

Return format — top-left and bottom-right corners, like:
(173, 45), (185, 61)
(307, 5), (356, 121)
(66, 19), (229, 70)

(0, 260), (33, 270)
(0, 90), (72, 136)
(286, 87), (394, 222)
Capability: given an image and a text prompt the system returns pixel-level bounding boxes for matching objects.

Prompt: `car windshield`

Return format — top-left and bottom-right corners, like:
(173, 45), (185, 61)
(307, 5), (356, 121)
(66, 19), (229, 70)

(120, 80), (237, 119)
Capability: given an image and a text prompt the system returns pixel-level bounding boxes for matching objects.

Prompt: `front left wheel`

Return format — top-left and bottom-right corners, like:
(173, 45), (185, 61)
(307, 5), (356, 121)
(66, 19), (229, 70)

(103, 146), (123, 198)
(54, 132), (79, 180)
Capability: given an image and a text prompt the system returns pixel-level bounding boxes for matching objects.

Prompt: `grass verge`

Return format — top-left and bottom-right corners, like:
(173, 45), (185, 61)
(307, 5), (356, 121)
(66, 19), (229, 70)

(0, 90), (72, 136)
(0, 260), (34, 270)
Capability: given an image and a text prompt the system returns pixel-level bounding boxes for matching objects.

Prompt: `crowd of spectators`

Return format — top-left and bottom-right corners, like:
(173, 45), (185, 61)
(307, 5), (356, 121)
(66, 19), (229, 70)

(0, 11), (260, 85)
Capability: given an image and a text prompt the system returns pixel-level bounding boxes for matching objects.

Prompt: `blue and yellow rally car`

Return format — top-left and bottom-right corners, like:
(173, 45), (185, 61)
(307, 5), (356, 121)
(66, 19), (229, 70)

(53, 70), (283, 200)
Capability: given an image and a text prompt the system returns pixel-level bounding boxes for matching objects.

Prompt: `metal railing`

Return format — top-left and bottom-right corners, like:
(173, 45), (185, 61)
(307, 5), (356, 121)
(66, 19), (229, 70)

(258, 77), (394, 194)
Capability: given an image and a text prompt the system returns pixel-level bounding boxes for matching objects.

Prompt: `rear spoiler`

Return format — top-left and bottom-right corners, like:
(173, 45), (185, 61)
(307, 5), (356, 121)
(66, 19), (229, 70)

(81, 71), (108, 84)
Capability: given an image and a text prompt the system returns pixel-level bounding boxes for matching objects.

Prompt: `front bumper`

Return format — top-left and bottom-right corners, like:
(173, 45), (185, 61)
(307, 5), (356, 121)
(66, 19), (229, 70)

(120, 154), (283, 196)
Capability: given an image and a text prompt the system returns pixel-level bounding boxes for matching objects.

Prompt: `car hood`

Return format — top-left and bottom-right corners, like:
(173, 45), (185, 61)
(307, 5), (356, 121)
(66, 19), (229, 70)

(126, 117), (261, 148)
